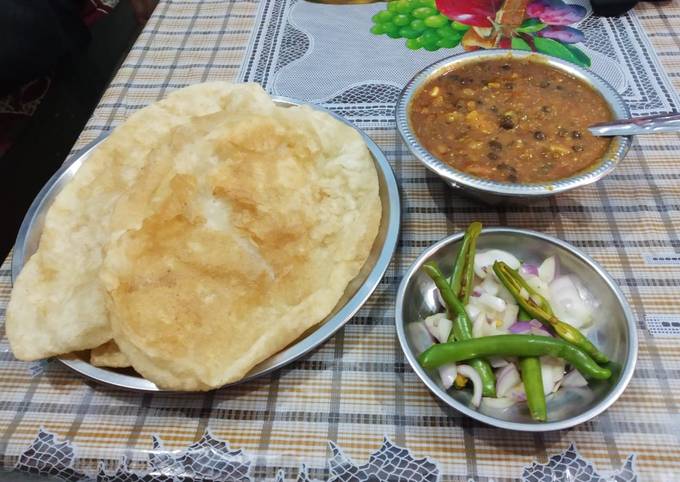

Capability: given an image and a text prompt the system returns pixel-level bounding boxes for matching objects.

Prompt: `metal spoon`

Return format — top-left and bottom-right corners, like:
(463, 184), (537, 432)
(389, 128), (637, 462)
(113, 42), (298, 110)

(589, 112), (680, 136)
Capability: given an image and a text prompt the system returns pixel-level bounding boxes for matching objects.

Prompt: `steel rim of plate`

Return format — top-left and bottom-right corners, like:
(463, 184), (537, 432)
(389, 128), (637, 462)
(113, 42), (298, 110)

(395, 49), (633, 198)
(11, 97), (401, 392)
(395, 228), (638, 432)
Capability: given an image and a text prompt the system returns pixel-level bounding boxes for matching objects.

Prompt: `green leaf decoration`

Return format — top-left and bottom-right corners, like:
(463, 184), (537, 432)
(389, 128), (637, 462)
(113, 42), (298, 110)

(533, 36), (590, 67)
(563, 44), (592, 67)
(511, 37), (532, 51)
(517, 18), (547, 33)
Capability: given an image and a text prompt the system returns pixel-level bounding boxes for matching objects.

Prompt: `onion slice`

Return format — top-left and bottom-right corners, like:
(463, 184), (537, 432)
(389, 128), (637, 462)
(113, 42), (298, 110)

(457, 364), (482, 407)
(481, 276), (499, 295)
(540, 357), (565, 395)
(434, 289), (446, 310)
(507, 383), (527, 402)
(439, 363), (458, 390)
(423, 313), (453, 343)
(489, 356), (509, 368)
(521, 263), (539, 277)
(472, 312), (486, 338)
(562, 369), (588, 388)
(529, 319), (553, 337)
(496, 363), (521, 397)
(465, 303), (481, 321)
(406, 322), (434, 356)
(478, 293), (507, 312)
(474, 249), (521, 279)
(549, 275), (593, 329)
(501, 304), (519, 330)
(538, 256), (556, 284)
(509, 321), (533, 334)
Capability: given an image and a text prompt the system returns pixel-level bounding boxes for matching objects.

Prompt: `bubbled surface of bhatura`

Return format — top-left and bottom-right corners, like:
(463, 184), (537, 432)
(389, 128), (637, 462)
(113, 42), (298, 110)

(100, 89), (381, 390)
(6, 83), (276, 361)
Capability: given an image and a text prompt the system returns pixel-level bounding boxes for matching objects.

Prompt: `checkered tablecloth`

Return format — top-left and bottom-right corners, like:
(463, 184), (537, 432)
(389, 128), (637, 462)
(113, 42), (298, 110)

(1, 1), (680, 480)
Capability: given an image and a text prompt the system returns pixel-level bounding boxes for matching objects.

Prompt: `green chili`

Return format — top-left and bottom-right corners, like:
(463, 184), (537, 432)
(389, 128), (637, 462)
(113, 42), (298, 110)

(492, 261), (609, 365)
(518, 307), (532, 322)
(422, 261), (496, 397)
(519, 357), (547, 422)
(518, 304), (546, 420)
(418, 335), (611, 380)
(450, 221), (482, 304)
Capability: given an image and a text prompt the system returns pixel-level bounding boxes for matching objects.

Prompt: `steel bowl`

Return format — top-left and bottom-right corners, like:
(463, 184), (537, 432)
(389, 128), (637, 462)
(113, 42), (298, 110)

(395, 228), (637, 431)
(12, 97), (400, 392)
(396, 50), (632, 203)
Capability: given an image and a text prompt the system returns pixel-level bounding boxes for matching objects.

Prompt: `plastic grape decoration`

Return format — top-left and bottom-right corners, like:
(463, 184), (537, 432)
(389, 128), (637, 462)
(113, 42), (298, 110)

(370, 0), (469, 51)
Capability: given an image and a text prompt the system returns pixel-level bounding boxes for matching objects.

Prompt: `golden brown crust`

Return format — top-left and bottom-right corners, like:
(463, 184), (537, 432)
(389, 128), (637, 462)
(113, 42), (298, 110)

(90, 340), (131, 368)
(101, 90), (381, 390)
(6, 82), (267, 361)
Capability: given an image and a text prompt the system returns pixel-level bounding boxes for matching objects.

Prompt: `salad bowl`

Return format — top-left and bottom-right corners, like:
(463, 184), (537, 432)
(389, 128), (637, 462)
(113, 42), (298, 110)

(395, 228), (637, 431)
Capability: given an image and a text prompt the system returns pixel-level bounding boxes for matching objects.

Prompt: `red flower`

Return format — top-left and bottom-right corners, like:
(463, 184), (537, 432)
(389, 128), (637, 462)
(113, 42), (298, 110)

(435, 0), (502, 27)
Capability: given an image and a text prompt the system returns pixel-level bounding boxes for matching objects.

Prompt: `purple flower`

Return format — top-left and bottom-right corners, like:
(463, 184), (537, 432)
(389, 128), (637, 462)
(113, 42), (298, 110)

(527, 0), (587, 26)
(537, 25), (585, 43)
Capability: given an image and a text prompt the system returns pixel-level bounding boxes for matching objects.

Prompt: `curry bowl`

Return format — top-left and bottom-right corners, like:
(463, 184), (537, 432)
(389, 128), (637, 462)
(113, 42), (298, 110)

(395, 228), (637, 431)
(396, 49), (631, 202)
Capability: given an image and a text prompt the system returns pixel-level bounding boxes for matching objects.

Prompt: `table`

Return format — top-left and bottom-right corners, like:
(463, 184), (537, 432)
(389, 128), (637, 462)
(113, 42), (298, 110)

(1, 0), (680, 480)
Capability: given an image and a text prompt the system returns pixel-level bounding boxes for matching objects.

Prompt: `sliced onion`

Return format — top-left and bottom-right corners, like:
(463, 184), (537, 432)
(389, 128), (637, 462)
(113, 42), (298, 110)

(529, 319), (552, 337)
(481, 397), (517, 409)
(553, 378), (563, 394)
(529, 319), (544, 329)
(457, 364), (482, 407)
(481, 276), (499, 295)
(474, 249), (521, 279)
(407, 321), (434, 356)
(507, 383), (527, 402)
(540, 362), (555, 395)
(479, 292), (507, 312)
(496, 363), (521, 397)
(573, 276), (599, 310)
(549, 275), (593, 329)
(509, 321), (533, 334)
(539, 357), (565, 395)
(538, 256), (556, 284)
(465, 303), (481, 321)
(472, 312), (486, 338)
(435, 289), (446, 310)
(521, 263), (539, 276)
(502, 304), (519, 330)
(439, 363), (457, 390)
(525, 275), (551, 300)
(484, 313), (507, 336)
(562, 369), (588, 388)
(423, 313), (453, 343)
(489, 356), (509, 368)
(549, 358), (565, 393)
(495, 282), (516, 306)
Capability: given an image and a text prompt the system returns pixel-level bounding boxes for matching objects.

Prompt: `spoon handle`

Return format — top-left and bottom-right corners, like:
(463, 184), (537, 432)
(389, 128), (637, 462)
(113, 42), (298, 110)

(589, 112), (680, 136)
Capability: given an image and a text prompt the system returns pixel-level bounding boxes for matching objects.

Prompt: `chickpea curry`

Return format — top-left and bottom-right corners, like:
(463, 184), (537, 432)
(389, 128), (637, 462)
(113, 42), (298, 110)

(409, 56), (613, 183)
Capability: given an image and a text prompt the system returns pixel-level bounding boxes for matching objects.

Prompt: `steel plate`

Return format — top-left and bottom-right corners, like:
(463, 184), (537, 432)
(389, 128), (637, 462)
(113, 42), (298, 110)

(11, 97), (400, 392)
